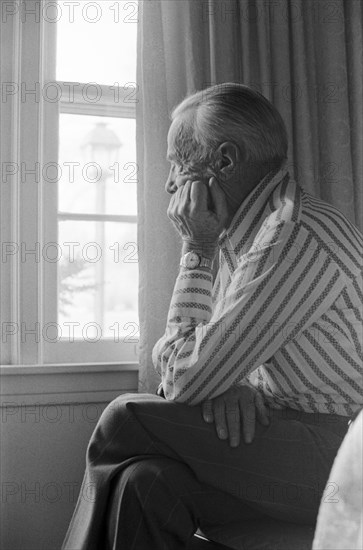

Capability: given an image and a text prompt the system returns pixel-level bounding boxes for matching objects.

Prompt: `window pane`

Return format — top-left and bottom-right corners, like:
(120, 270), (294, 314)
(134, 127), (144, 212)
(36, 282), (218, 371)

(58, 221), (139, 339)
(56, 1), (138, 85)
(58, 114), (137, 216)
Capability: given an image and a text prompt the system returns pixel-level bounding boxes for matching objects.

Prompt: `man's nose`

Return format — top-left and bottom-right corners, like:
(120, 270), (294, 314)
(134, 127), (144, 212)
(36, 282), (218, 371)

(165, 169), (176, 194)
(165, 167), (187, 194)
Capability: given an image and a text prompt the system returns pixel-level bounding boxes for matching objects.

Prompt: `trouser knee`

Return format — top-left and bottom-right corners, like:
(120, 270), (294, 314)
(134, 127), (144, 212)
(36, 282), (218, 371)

(100, 392), (138, 431)
(86, 393), (139, 463)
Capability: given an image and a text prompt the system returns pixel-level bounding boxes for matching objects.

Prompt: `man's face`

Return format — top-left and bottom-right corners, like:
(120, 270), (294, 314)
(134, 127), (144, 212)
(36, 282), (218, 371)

(165, 120), (210, 194)
(165, 119), (192, 195)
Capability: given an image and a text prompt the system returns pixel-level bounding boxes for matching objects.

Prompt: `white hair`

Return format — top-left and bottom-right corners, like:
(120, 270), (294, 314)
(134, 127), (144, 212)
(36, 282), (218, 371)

(170, 83), (288, 176)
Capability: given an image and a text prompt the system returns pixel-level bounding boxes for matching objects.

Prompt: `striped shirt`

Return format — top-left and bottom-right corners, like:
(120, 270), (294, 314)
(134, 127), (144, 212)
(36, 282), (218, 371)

(152, 167), (363, 416)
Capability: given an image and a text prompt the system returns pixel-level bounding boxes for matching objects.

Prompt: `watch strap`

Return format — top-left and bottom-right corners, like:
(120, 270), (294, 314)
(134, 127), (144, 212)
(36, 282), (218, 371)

(198, 256), (213, 269)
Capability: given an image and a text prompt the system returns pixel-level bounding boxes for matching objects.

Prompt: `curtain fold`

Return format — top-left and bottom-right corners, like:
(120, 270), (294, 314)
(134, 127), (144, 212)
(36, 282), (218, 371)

(136, 0), (363, 393)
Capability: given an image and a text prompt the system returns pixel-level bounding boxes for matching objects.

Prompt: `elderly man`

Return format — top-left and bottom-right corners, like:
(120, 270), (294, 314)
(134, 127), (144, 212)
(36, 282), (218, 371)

(62, 84), (363, 550)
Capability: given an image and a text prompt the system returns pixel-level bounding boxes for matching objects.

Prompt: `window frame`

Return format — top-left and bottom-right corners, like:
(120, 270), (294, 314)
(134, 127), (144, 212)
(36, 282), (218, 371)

(0, 1), (139, 368)
(44, 82), (139, 364)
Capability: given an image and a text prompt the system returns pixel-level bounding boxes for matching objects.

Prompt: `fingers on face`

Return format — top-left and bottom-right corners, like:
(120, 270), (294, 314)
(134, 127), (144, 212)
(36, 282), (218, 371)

(169, 179), (211, 220)
(167, 182), (188, 221)
(175, 180), (192, 217)
(208, 176), (229, 220)
(167, 193), (176, 221)
(190, 180), (208, 210)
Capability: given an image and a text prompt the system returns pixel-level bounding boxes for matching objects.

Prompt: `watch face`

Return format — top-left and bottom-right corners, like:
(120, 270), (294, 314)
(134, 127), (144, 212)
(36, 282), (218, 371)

(185, 251), (200, 268)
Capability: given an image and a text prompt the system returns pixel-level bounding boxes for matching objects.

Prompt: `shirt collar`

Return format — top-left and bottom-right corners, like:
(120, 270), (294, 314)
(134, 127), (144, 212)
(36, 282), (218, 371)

(219, 163), (289, 259)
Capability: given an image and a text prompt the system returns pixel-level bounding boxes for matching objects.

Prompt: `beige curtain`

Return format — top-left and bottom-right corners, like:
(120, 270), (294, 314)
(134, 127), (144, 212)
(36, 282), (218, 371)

(136, 0), (363, 393)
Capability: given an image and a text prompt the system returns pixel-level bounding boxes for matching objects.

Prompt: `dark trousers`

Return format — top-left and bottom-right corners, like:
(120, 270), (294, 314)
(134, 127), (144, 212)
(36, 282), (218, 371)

(62, 393), (349, 550)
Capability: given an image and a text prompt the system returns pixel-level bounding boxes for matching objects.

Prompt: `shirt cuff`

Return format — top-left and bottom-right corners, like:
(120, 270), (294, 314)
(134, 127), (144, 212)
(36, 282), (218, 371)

(167, 268), (213, 323)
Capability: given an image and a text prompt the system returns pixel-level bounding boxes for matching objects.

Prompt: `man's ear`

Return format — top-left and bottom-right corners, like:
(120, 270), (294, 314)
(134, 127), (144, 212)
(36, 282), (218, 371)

(214, 142), (242, 181)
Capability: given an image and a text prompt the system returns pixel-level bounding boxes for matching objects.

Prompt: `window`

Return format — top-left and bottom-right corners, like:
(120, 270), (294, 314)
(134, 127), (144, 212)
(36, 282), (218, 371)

(0, 0), (139, 366)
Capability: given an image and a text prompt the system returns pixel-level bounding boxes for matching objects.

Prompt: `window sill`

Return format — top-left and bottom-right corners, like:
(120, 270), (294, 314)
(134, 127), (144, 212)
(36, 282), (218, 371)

(0, 362), (139, 405)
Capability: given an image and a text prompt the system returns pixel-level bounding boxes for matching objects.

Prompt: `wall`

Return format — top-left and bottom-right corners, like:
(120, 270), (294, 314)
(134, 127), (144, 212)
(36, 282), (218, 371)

(0, 365), (138, 550)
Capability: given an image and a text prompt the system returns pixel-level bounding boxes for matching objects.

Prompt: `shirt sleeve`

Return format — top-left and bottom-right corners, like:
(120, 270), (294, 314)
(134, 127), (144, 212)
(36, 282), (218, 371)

(152, 220), (345, 404)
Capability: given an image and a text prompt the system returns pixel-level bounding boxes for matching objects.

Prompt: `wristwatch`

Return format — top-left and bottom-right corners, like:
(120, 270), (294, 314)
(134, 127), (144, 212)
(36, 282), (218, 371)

(180, 251), (213, 270)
